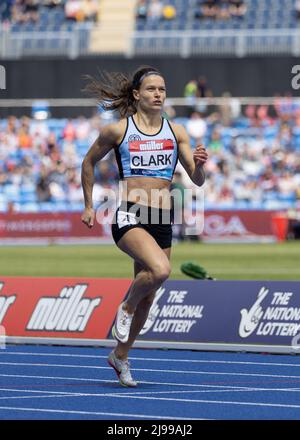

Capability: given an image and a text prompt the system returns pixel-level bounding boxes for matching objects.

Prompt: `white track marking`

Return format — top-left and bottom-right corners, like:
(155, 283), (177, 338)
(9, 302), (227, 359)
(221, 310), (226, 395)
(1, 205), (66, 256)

(78, 393), (300, 409)
(111, 388), (300, 395)
(0, 387), (300, 411)
(0, 394), (80, 401)
(0, 373), (114, 383)
(0, 374), (299, 393)
(1, 351), (300, 368)
(3, 387), (300, 398)
(1, 361), (300, 379)
(0, 406), (204, 420)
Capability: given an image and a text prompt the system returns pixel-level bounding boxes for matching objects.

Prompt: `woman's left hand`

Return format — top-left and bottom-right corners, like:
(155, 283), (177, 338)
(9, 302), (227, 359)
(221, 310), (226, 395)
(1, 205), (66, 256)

(193, 144), (208, 166)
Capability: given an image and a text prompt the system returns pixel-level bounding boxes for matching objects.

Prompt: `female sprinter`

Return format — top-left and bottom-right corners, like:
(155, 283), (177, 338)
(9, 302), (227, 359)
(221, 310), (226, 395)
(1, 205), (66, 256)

(81, 66), (208, 387)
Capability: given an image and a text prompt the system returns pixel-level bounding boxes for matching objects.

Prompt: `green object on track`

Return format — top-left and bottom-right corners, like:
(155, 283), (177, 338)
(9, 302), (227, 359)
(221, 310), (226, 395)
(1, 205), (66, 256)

(180, 261), (215, 280)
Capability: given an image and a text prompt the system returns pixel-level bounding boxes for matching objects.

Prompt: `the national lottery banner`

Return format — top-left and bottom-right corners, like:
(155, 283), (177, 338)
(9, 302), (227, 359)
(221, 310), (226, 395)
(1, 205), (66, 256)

(1, 277), (300, 352)
(137, 280), (300, 349)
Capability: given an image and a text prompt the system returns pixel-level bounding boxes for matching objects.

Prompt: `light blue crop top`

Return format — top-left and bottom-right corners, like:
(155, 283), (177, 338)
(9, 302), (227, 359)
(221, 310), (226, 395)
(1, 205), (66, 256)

(115, 116), (178, 181)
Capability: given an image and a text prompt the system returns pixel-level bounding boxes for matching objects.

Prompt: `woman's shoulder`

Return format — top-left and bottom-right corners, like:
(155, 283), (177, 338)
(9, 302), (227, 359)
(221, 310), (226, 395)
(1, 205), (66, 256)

(101, 118), (128, 143)
(167, 119), (187, 140)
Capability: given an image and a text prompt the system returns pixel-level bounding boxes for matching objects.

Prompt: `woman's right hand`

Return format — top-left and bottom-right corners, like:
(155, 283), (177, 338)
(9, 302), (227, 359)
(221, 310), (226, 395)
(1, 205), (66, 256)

(81, 207), (95, 228)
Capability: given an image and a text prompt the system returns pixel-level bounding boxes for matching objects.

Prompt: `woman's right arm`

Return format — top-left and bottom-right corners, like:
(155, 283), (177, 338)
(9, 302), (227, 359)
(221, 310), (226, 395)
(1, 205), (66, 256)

(81, 122), (121, 228)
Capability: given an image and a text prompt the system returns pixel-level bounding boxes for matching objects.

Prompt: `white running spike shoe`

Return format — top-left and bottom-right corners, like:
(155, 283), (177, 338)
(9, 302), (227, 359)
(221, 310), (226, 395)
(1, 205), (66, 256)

(108, 350), (137, 387)
(112, 302), (134, 344)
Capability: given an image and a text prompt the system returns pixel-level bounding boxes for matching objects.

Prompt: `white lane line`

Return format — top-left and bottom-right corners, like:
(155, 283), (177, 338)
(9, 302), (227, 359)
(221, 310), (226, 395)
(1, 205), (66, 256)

(0, 373), (113, 383)
(85, 394), (300, 410)
(0, 386), (233, 399)
(0, 387), (80, 395)
(0, 394), (80, 401)
(113, 388), (300, 395)
(0, 375), (299, 393)
(1, 352), (299, 368)
(1, 361), (300, 379)
(1, 389), (300, 412)
(0, 406), (205, 420)
(4, 388), (298, 399)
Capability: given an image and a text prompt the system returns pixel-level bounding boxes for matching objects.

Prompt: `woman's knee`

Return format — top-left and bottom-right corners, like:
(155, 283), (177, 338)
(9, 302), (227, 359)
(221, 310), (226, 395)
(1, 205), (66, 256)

(151, 261), (171, 284)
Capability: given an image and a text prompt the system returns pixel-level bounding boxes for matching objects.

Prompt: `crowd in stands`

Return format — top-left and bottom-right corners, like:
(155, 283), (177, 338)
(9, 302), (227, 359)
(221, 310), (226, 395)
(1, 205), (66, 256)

(136, 0), (177, 22)
(0, 0), (99, 24)
(135, 0), (247, 23)
(194, 0), (247, 20)
(1, 96), (300, 213)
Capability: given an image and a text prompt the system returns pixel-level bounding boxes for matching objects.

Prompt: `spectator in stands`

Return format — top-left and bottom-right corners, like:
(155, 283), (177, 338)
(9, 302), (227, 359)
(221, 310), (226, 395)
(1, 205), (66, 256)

(217, 0), (230, 20)
(219, 91), (241, 125)
(81, 0), (98, 22)
(136, 0), (148, 20)
(201, 0), (219, 19)
(186, 111), (207, 146)
(11, 0), (27, 24)
(43, 0), (63, 8)
(18, 117), (33, 149)
(24, 0), (40, 23)
(229, 0), (247, 18)
(196, 75), (210, 98)
(162, 4), (177, 20)
(67, 168), (83, 202)
(63, 119), (76, 140)
(0, 0), (14, 22)
(148, 0), (163, 23)
(36, 165), (52, 202)
(184, 79), (198, 98)
(65, 0), (82, 21)
(295, 0), (300, 19)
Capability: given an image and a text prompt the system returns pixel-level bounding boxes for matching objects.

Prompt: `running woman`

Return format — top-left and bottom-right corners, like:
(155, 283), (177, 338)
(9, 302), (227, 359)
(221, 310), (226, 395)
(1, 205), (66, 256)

(81, 66), (208, 387)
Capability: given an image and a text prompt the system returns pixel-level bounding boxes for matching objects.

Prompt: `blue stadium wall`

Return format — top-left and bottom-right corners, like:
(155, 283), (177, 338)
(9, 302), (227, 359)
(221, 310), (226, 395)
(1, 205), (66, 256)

(0, 56), (298, 116)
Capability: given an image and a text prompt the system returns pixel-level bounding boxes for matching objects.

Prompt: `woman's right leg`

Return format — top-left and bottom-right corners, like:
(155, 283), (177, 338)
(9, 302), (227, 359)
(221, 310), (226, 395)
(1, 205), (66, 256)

(108, 228), (171, 386)
(115, 247), (171, 360)
(116, 227), (171, 313)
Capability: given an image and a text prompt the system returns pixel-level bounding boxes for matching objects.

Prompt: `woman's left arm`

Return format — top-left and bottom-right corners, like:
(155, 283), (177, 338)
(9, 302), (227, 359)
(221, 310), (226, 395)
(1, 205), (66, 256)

(173, 123), (208, 187)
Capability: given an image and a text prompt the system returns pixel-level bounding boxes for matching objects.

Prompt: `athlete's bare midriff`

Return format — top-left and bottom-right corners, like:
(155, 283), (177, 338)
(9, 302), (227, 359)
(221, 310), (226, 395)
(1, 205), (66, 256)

(120, 176), (172, 209)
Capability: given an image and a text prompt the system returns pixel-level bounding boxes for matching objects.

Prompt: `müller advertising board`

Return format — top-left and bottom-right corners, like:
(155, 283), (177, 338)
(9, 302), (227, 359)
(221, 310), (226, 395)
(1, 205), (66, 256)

(0, 277), (131, 340)
(0, 277), (300, 353)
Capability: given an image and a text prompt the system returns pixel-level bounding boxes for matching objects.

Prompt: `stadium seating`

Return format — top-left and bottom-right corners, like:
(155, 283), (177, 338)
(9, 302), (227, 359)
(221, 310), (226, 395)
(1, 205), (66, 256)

(0, 109), (299, 213)
(1, 1), (299, 56)
(135, 0), (298, 32)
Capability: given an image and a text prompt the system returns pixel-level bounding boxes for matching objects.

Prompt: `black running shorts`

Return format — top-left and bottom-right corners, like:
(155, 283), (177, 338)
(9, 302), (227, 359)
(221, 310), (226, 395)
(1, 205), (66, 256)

(111, 201), (173, 249)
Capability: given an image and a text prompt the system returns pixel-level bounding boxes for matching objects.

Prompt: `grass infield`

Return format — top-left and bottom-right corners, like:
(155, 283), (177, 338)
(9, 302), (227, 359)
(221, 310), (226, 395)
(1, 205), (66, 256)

(0, 241), (299, 280)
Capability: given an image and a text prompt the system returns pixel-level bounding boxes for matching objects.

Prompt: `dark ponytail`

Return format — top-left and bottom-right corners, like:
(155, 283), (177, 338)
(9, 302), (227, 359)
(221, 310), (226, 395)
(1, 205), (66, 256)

(83, 65), (162, 118)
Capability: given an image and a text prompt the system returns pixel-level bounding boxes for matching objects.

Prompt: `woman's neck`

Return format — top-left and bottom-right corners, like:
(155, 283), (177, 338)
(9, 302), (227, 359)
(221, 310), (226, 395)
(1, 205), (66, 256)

(134, 109), (162, 130)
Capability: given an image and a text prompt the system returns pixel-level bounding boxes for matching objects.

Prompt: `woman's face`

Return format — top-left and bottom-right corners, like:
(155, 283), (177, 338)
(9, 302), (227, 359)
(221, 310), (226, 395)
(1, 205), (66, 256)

(133, 75), (166, 113)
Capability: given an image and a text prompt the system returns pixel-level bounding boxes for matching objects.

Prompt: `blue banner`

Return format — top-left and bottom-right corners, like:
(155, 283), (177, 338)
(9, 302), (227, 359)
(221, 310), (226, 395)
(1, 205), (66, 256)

(137, 281), (300, 348)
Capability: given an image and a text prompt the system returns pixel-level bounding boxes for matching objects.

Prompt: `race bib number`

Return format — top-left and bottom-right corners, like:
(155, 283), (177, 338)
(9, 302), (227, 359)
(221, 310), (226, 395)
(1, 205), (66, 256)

(117, 211), (137, 228)
(129, 139), (174, 170)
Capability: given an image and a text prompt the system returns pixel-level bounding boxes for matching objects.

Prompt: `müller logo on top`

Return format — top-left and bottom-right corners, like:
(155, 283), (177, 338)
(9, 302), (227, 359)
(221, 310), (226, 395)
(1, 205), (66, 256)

(140, 141), (163, 150)
(129, 139), (174, 151)
(27, 284), (101, 332)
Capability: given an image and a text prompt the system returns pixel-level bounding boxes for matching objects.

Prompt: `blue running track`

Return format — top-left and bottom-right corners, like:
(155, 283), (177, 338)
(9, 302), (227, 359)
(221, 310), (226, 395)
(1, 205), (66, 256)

(0, 344), (300, 420)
